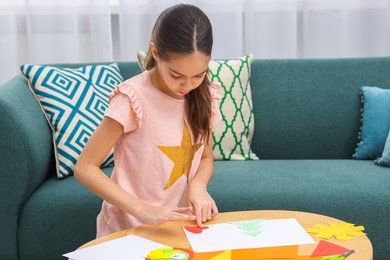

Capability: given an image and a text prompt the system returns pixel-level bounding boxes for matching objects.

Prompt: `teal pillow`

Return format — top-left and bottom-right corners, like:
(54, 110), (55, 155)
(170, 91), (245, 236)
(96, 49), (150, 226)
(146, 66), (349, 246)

(375, 130), (390, 166)
(353, 86), (390, 160)
(21, 63), (123, 178)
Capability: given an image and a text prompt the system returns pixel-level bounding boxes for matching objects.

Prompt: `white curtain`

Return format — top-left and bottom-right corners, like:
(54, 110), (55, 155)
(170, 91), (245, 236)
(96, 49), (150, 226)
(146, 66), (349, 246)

(1, 0), (390, 84)
(0, 0), (113, 84)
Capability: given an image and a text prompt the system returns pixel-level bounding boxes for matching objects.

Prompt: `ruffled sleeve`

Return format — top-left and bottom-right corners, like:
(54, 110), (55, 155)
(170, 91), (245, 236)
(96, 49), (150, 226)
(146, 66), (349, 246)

(105, 82), (143, 133)
(210, 82), (222, 128)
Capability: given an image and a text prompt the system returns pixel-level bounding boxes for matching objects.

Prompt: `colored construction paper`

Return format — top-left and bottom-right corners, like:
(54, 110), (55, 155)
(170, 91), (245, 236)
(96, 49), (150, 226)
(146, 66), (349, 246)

(196, 247), (322, 260)
(230, 248), (258, 259)
(307, 222), (365, 240)
(210, 250), (232, 259)
(311, 240), (349, 257)
(256, 258), (321, 260)
(321, 256), (345, 260)
(184, 225), (209, 234)
(183, 218), (315, 252)
(212, 246), (298, 259)
(146, 247), (193, 260)
(63, 234), (169, 260)
(294, 257), (322, 260)
(193, 251), (223, 260)
(193, 251), (222, 259)
(251, 256), (322, 260)
(254, 245), (298, 258)
(228, 219), (264, 236)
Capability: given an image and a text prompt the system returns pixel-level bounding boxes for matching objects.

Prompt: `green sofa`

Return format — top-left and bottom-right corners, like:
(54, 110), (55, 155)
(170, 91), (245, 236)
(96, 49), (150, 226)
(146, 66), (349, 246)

(1, 57), (389, 260)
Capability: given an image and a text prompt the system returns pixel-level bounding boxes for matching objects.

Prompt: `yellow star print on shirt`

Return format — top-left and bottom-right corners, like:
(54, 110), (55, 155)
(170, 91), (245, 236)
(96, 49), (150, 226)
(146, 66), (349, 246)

(158, 122), (203, 190)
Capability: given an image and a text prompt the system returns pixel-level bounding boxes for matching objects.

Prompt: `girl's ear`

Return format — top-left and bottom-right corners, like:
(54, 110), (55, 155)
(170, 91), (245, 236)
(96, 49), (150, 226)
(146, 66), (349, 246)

(150, 42), (159, 62)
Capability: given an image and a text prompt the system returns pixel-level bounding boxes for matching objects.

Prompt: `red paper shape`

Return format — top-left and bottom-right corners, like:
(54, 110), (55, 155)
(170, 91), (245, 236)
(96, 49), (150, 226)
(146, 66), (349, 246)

(183, 225), (209, 234)
(311, 240), (350, 256)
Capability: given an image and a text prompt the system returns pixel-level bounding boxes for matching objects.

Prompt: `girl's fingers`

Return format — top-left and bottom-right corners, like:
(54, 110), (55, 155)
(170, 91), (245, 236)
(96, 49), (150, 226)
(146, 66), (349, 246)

(174, 206), (193, 213)
(212, 203), (219, 217)
(202, 207), (207, 223)
(169, 209), (195, 221)
(195, 202), (217, 226)
(207, 206), (212, 221)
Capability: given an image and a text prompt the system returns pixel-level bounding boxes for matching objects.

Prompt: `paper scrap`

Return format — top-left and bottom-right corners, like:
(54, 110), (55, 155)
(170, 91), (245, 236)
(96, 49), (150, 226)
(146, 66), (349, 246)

(192, 250), (222, 259)
(183, 225), (209, 234)
(254, 245), (298, 258)
(63, 234), (169, 260)
(321, 256), (345, 260)
(228, 219), (264, 236)
(294, 257), (322, 260)
(194, 247), (321, 260)
(146, 247), (193, 259)
(307, 222), (365, 240)
(210, 250), (232, 260)
(311, 240), (349, 256)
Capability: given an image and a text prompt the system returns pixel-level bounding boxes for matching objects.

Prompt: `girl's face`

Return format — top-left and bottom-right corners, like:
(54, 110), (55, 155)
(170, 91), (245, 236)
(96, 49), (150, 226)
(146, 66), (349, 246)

(151, 45), (210, 99)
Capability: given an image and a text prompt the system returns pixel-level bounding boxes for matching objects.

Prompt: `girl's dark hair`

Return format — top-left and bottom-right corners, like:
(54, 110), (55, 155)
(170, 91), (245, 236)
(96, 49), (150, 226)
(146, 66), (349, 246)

(145, 4), (213, 143)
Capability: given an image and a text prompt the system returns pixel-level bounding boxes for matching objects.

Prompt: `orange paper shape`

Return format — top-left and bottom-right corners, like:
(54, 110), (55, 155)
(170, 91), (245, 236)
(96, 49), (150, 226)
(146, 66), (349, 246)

(254, 257), (321, 260)
(195, 248), (322, 260)
(193, 251), (222, 260)
(254, 245), (299, 258)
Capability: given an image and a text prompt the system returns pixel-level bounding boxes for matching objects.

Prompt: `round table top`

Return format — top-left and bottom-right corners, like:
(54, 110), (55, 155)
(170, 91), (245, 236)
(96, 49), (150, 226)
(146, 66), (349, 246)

(79, 210), (373, 260)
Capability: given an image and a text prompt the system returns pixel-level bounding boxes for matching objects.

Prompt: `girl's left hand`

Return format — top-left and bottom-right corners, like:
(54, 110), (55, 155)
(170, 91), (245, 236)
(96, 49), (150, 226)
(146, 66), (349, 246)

(188, 180), (218, 227)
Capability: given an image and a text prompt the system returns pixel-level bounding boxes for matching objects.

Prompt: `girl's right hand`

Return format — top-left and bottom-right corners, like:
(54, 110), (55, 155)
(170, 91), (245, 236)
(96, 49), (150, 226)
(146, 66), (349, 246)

(135, 204), (196, 226)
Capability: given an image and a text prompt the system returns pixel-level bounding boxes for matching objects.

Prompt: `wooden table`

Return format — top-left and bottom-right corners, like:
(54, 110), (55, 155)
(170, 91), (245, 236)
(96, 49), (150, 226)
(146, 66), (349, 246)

(78, 210), (373, 259)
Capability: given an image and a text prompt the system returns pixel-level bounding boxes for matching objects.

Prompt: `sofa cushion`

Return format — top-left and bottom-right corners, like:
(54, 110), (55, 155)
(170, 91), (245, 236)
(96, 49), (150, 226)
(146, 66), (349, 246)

(137, 51), (258, 160)
(210, 159), (389, 259)
(353, 86), (390, 160)
(375, 130), (390, 166)
(18, 167), (112, 260)
(20, 64), (123, 178)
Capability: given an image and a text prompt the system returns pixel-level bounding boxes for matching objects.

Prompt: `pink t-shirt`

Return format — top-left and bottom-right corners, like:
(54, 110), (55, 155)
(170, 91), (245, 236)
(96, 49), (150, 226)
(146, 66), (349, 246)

(96, 70), (222, 237)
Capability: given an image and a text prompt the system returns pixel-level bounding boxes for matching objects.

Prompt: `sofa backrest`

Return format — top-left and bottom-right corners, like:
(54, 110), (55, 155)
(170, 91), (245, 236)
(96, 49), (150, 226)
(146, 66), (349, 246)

(249, 57), (390, 159)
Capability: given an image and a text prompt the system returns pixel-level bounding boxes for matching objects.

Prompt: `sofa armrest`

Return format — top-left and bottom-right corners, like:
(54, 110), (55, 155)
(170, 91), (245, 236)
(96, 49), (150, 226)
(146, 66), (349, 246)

(0, 75), (54, 259)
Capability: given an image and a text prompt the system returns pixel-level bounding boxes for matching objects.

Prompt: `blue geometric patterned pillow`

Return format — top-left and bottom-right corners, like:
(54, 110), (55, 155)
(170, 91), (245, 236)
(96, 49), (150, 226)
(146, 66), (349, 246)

(21, 63), (123, 178)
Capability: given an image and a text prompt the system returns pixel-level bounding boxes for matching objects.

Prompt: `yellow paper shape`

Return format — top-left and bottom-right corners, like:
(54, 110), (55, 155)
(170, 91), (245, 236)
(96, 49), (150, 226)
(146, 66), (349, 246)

(210, 250), (232, 260)
(146, 247), (191, 259)
(307, 222), (366, 240)
(147, 247), (174, 258)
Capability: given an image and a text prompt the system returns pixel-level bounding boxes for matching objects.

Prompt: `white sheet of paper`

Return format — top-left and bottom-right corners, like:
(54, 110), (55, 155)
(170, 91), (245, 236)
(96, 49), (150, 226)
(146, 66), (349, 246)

(183, 218), (315, 252)
(63, 234), (169, 260)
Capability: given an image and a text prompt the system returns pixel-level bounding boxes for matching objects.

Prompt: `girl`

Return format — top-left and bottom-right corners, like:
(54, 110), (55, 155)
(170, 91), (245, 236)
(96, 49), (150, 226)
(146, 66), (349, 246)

(75, 3), (222, 237)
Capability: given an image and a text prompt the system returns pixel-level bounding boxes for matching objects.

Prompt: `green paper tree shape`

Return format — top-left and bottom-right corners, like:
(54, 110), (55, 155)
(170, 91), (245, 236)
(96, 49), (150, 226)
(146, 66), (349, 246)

(228, 219), (265, 236)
